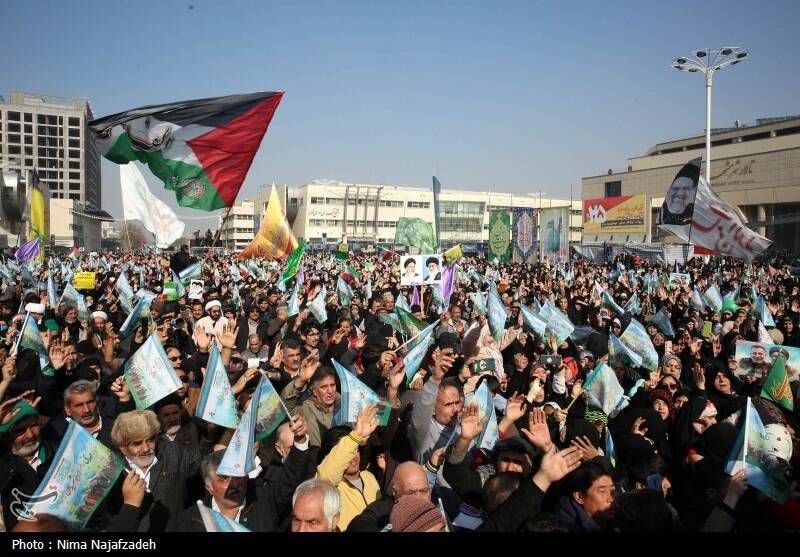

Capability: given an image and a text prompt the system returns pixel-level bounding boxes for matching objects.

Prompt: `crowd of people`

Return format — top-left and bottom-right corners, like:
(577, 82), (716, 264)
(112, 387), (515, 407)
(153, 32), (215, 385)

(1, 244), (799, 533)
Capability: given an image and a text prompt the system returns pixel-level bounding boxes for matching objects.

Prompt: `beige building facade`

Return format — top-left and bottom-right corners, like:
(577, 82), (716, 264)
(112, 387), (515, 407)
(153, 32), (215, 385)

(237, 180), (582, 252)
(582, 116), (800, 252)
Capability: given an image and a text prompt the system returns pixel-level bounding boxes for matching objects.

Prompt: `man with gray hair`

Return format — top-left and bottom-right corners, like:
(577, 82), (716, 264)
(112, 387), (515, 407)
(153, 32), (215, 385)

(291, 478), (341, 532)
(43, 379), (118, 449)
(171, 415), (312, 532)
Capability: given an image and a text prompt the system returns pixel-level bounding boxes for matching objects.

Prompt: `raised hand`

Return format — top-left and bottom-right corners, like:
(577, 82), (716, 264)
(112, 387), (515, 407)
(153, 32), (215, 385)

(194, 328), (211, 353)
(570, 379), (584, 400)
(503, 393), (528, 424)
(533, 446), (583, 492)
(631, 416), (648, 437)
(297, 349), (320, 386)
(289, 414), (308, 443)
(1, 355), (17, 384)
(48, 343), (66, 371)
(354, 403), (379, 439)
(387, 360), (406, 391)
(232, 366), (260, 395)
(431, 349), (455, 381)
(692, 363), (706, 390)
(570, 435), (601, 461)
(521, 407), (553, 452)
(121, 471), (147, 508)
(219, 322), (239, 350)
(110, 376), (131, 402)
(458, 404), (487, 442)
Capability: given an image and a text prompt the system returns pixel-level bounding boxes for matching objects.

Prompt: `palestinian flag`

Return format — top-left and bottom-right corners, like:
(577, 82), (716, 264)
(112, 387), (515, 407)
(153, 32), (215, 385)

(89, 92), (284, 211)
(377, 246), (395, 261)
(342, 265), (361, 283)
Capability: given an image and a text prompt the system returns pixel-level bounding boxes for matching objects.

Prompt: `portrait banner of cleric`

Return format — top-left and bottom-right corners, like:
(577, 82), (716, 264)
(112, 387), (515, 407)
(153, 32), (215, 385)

(660, 157), (701, 226)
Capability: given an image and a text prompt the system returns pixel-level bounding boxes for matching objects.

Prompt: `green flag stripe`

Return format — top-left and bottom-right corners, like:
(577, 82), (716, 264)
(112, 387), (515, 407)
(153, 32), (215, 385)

(106, 134), (227, 210)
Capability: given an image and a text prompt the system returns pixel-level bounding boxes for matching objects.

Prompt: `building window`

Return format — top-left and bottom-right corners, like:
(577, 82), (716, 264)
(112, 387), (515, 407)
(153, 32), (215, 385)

(7, 122), (20, 133)
(325, 197), (343, 205)
(407, 201), (430, 209)
(69, 149), (80, 158)
(68, 117), (80, 126)
(7, 111), (20, 121)
(604, 181), (621, 197)
(69, 139), (79, 148)
(379, 200), (403, 207)
(24, 113), (32, 122)
(7, 134), (20, 144)
(68, 128), (80, 138)
(69, 193), (79, 200)
(69, 172), (80, 179)
(310, 196), (324, 204)
(69, 161), (80, 169)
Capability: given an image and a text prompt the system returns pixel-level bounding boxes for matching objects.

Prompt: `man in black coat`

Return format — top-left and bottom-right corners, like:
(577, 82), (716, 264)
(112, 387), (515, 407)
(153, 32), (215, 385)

(104, 409), (204, 532)
(235, 306), (270, 352)
(170, 245), (195, 275)
(170, 416), (312, 532)
(42, 380), (123, 451)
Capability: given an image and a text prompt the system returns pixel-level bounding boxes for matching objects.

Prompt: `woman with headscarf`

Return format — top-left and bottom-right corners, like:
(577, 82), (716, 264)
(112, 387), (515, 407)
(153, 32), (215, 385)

(697, 364), (746, 423)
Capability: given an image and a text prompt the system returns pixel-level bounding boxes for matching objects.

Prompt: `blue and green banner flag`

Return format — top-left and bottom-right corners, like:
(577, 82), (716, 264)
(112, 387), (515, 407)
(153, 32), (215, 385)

(646, 307), (676, 337)
(218, 377), (263, 477)
(29, 421), (124, 531)
(15, 313), (50, 370)
(519, 303), (547, 339)
(331, 359), (379, 426)
(463, 381), (498, 451)
(583, 362), (629, 418)
(726, 397), (792, 503)
(402, 324), (436, 382)
(119, 298), (152, 339)
(624, 292), (641, 315)
(196, 501), (251, 532)
(178, 262), (202, 285)
(761, 354), (794, 411)
(61, 283), (90, 321)
(307, 286), (328, 324)
(538, 301), (575, 346)
(488, 211), (511, 263)
(703, 284), (723, 313)
(196, 346), (240, 429)
(487, 282), (506, 342)
(123, 332), (182, 409)
(608, 333), (643, 368)
(255, 375), (291, 442)
(600, 290), (625, 316)
(618, 319), (658, 371)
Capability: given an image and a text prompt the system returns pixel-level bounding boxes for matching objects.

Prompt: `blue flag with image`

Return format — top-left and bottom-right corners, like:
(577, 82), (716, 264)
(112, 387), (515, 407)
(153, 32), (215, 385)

(403, 323), (436, 382)
(307, 286), (328, 325)
(123, 332), (182, 410)
(395, 291), (411, 313)
(487, 282), (506, 342)
(287, 278), (301, 317)
(723, 284), (740, 303)
(539, 301), (574, 346)
(471, 290), (487, 317)
(171, 270), (186, 298)
(196, 346), (240, 429)
(619, 319), (658, 371)
(61, 282), (90, 321)
(608, 333), (643, 368)
(218, 377), (262, 477)
(463, 381), (498, 452)
(690, 288), (707, 311)
(519, 303), (547, 339)
(178, 262), (202, 285)
(119, 298), (152, 339)
(332, 359), (379, 426)
(646, 307), (676, 337)
(624, 292), (641, 315)
(754, 296), (775, 327)
(601, 290), (625, 316)
(703, 284), (723, 313)
(255, 375), (289, 442)
(583, 362), (629, 418)
(47, 270), (58, 309)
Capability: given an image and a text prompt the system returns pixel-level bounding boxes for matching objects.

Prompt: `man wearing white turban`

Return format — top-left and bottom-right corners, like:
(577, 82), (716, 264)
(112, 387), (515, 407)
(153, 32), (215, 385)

(192, 299), (229, 349)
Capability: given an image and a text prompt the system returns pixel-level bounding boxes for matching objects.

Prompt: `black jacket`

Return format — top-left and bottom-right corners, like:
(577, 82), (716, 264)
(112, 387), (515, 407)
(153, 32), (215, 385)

(42, 396), (120, 450)
(0, 443), (55, 530)
(104, 440), (203, 532)
(346, 496), (394, 532)
(235, 317), (270, 352)
(170, 444), (311, 532)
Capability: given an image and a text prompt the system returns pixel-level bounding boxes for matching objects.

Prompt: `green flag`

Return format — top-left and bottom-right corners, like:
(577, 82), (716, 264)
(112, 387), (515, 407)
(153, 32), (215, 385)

(335, 243), (349, 261)
(280, 241), (305, 283)
(395, 306), (429, 339)
(488, 211), (511, 263)
(761, 354), (794, 411)
(394, 217), (436, 253)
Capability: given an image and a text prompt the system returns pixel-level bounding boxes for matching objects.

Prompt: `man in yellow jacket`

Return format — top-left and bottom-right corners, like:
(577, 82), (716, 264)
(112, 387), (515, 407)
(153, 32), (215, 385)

(315, 404), (381, 530)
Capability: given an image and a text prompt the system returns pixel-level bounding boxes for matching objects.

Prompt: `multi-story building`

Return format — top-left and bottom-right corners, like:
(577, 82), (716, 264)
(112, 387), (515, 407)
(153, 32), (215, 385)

(234, 180), (582, 252)
(0, 92), (101, 207)
(49, 198), (113, 252)
(581, 115), (800, 252)
(218, 200), (255, 251)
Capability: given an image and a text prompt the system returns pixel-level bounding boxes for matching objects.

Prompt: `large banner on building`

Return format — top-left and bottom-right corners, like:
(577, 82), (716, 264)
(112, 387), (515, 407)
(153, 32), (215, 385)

(513, 208), (538, 260)
(488, 211), (511, 263)
(583, 194), (648, 240)
(539, 207), (569, 263)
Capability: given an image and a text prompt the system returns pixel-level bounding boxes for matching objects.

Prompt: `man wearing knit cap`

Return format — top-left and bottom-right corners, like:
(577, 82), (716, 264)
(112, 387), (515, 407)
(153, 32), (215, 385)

(192, 299), (228, 349)
(389, 495), (445, 532)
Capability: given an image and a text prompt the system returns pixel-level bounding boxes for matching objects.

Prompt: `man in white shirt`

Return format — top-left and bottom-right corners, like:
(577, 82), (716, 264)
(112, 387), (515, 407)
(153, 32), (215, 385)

(192, 300), (229, 349)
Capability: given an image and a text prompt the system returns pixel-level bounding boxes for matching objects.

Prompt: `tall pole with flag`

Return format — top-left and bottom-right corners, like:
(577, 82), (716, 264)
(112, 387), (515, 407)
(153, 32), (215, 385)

(432, 176), (441, 250)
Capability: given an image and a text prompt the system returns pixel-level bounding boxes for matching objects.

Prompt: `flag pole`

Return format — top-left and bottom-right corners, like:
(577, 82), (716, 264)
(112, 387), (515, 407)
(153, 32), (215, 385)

(11, 311), (31, 356)
(206, 205), (233, 261)
(124, 220), (133, 252)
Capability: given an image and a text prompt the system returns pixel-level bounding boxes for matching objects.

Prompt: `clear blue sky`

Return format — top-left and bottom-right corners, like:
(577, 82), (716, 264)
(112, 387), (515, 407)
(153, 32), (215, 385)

(4, 0), (799, 233)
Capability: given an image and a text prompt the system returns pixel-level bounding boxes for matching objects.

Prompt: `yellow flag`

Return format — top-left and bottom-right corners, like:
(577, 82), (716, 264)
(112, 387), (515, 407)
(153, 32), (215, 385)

(239, 184), (298, 260)
(28, 175), (48, 242)
(443, 244), (463, 265)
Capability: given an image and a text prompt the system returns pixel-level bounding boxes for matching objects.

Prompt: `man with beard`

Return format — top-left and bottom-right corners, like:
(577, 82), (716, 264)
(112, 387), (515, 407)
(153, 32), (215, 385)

(171, 416), (311, 531)
(107, 409), (202, 532)
(192, 300), (229, 350)
(0, 399), (54, 530)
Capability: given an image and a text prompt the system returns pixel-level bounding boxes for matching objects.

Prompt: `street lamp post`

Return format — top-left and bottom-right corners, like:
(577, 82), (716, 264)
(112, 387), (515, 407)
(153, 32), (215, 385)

(672, 47), (748, 184)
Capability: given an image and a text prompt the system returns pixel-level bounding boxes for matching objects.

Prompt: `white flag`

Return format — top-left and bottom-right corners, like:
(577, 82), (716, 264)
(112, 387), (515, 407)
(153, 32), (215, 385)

(658, 158), (771, 261)
(120, 163), (186, 248)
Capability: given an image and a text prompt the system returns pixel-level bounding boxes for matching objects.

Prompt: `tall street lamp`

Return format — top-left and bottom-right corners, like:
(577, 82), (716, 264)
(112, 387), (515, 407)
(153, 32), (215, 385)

(672, 47), (748, 184)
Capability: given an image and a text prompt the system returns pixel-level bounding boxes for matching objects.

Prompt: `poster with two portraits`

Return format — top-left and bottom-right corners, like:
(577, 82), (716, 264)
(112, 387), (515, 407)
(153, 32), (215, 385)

(400, 255), (442, 286)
